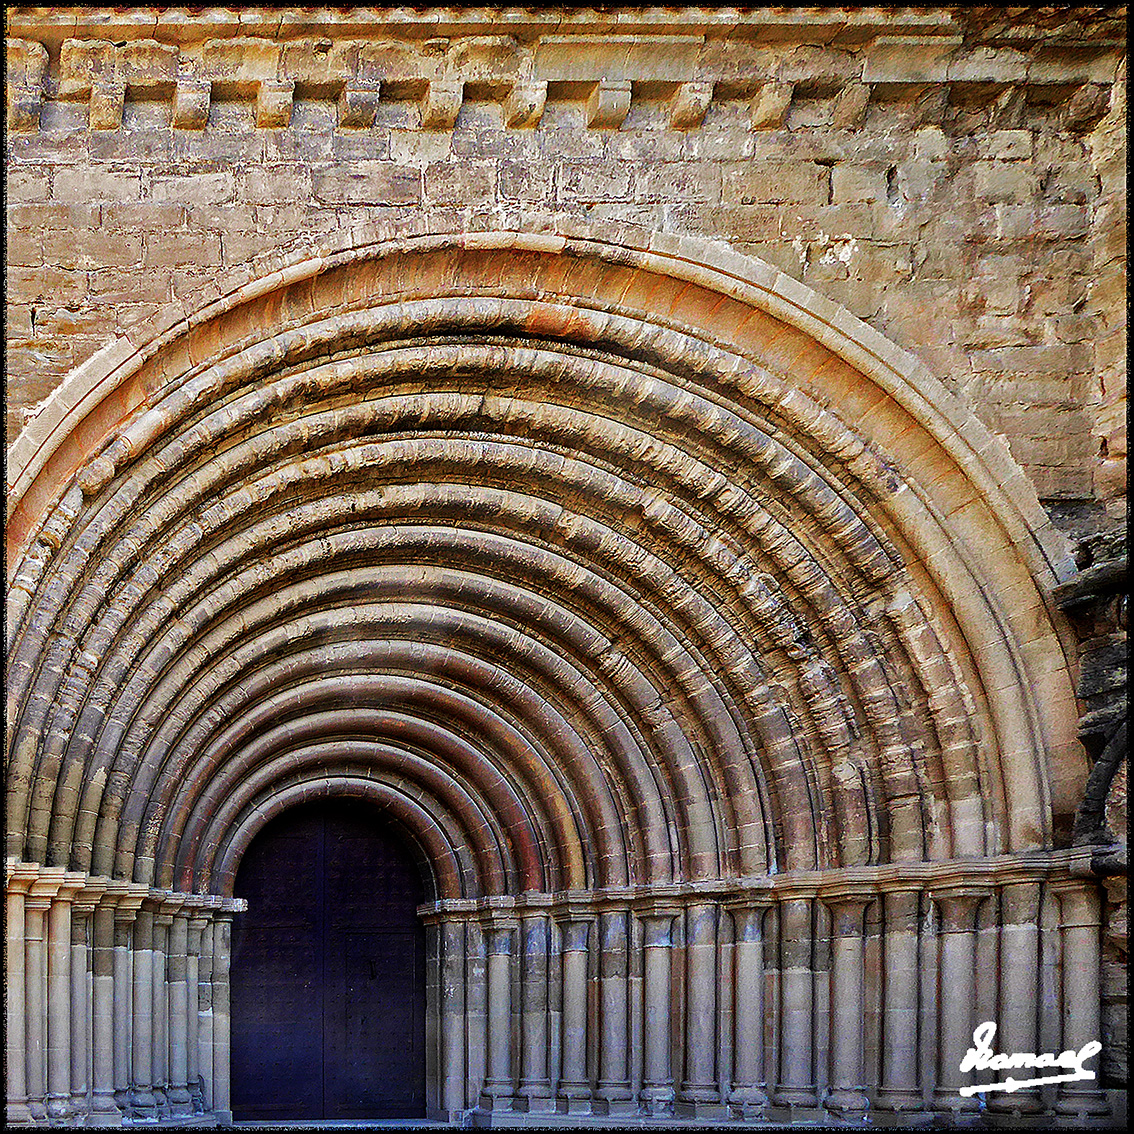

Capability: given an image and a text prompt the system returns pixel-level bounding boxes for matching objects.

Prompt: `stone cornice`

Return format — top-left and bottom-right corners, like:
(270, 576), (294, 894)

(6, 7), (1121, 133)
(417, 847), (1101, 919)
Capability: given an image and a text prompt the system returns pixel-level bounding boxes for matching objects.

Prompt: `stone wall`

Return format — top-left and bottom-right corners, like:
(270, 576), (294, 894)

(5, 6), (1128, 1128)
(5, 6), (1127, 535)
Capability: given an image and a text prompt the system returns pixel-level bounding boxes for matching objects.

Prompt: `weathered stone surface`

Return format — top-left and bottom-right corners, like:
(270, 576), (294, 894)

(3, 6), (1128, 1128)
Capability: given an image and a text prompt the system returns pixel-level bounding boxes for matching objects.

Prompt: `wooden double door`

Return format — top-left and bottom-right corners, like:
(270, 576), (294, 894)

(230, 799), (427, 1120)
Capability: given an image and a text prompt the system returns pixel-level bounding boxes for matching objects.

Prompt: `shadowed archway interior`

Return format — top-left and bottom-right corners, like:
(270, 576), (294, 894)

(230, 798), (427, 1122)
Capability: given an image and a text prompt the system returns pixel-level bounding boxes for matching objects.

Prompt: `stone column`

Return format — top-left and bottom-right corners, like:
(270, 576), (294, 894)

(166, 910), (193, 1117)
(681, 902), (723, 1116)
(70, 880), (107, 1121)
(89, 891), (122, 1126)
(596, 909), (634, 1114)
(464, 921), (487, 1108)
(728, 903), (769, 1115)
(6, 865), (37, 1126)
(1054, 883), (1109, 1117)
(876, 888), (922, 1112)
(775, 898), (816, 1106)
(46, 873), (86, 1123)
(25, 878), (59, 1123)
(824, 895), (870, 1114)
(151, 906), (172, 1116)
(211, 911), (234, 1125)
(186, 915), (207, 1115)
(480, 922), (516, 1110)
(518, 912), (554, 1111)
(112, 896), (143, 1116)
(986, 882), (1043, 1115)
(130, 904), (157, 1119)
(640, 912), (675, 1115)
(557, 919), (591, 1113)
(933, 890), (981, 1112)
(197, 917), (215, 1113)
(438, 919), (466, 1118)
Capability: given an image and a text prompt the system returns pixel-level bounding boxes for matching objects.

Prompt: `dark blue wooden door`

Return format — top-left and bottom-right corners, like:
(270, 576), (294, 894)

(230, 799), (427, 1120)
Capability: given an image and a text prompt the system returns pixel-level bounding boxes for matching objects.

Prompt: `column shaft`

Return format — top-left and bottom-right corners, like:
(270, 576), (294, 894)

(439, 920), (466, 1117)
(729, 906), (768, 1111)
(112, 912), (135, 1114)
(46, 895), (74, 1122)
(596, 909), (633, 1112)
(877, 889), (921, 1111)
(90, 904), (120, 1122)
(465, 922), (487, 1108)
(824, 897), (869, 1113)
(69, 906), (93, 1119)
(641, 914), (674, 1114)
(518, 914), (552, 1110)
(558, 921), (590, 1109)
(775, 898), (816, 1106)
(681, 903), (720, 1111)
(211, 914), (233, 1124)
(197, 920), (215, 1113)
(934, 893), (980, 1111)
(151, 915), (170, 1115)
(988, 884), (1042, 1114)
(131, 908), (157, 1118)
(1055, 885), (1109, 1116)
(481, 925), (515, 1109)
(6, 879), (33, 1124)
(25, 900), (50, 1122)
(187, 919), (206, 1115)
(167, 914), (192, 1116)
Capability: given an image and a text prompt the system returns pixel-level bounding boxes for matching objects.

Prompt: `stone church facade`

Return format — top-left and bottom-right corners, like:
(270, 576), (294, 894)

(5, 6), (1127, 1128)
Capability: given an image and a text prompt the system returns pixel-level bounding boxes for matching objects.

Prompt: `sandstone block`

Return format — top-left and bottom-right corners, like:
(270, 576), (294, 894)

(338, 83), (380, 129)
(975, 161), (1036, 204)
(312, 162), (422, 205)
(421, 80), (464, 130)
(504, 81), (547, 129)
(255, 79), (294, 129)
(89, 81), (126, 130)
(172, 81), (211, 130)
(587, 80), (632, 129)
(151, 171), (236, 206)
(750, 81), (793, 130)
(831, 83), (871, 130)
(425, 161), (496, 206)
(556, 161), (633, 203)
(53, 167), (141, 202)
(669, 82), (714, 130)
(831, 163), (888, 202)
(723, 160), (826, 204)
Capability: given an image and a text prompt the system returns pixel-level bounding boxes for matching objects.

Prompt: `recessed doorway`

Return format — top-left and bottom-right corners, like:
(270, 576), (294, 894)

(230, 798), (427, 1121)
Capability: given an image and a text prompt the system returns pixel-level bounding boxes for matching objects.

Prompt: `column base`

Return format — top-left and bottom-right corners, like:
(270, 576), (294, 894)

(1055, 1086), (1112, 1117)
(45, 1093), (74, 1124)
(6, 1102), (36, 1127)
(640, 1085), (675, 1116)
(932, 1088), (981, 1114)
(557, 1094), (593, 1115)
(875, 1086), (924, 1111)
(774, 1085), (818, 1107)
(825, 1086), (870, 1113)
(986, 1089), (1045, 1116)
(676, 1098), (729, 1119)
(130, 1087), (158, 1121)
(596, 1083), (635, 1117)
(514, 1089), (555, 1114)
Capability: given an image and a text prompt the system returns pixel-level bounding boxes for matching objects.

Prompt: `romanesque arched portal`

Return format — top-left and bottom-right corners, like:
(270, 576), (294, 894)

(5, 224), (1109, 1125)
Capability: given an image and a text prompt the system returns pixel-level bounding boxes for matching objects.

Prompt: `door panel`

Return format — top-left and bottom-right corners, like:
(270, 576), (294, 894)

(231, 800), (426, 1120)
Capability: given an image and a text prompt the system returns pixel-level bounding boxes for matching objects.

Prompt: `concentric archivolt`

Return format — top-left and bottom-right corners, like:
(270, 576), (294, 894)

(5, 222), (1082, 900)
